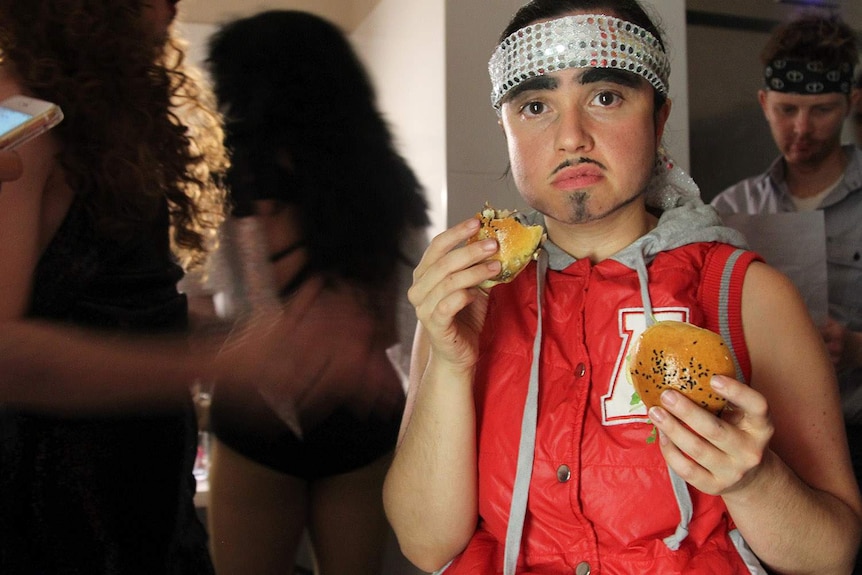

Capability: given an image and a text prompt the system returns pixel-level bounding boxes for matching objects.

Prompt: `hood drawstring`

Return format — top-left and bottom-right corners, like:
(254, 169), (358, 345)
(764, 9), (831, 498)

(630, 245), (693, 551)
(503, 249), (548, 575)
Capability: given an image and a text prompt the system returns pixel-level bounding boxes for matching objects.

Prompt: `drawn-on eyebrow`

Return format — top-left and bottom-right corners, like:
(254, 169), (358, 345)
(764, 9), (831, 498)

(503, 75), (560, 103)
(579, 68), (643, 88)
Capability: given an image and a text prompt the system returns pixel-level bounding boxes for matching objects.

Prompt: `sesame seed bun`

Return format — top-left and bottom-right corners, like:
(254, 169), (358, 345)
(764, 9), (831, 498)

(628, 321), (735, 415)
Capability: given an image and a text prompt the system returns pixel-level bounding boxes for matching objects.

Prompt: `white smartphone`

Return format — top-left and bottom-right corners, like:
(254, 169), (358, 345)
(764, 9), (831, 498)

(0, 95), (64, 150)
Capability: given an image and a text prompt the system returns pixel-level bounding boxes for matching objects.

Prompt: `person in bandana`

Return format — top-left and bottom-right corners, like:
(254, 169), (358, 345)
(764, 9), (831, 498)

(711, 15), (862, 573)
(383, 1), (862, 574)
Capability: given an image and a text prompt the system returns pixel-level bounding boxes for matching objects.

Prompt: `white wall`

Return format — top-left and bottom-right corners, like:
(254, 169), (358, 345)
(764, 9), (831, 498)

(352, 0), (447, 239)
(445, 0), (690, 228)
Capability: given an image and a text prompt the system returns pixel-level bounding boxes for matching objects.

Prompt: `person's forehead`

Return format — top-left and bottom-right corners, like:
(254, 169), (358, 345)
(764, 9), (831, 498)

(765, 90), (847, 107)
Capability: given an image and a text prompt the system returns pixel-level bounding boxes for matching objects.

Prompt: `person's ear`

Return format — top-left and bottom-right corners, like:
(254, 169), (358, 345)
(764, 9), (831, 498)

(757, 89), (769, 118)
(655, 98), (672, 145)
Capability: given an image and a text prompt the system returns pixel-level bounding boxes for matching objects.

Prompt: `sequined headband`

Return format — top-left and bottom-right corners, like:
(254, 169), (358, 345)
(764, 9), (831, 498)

(764, 59), (855, 95)
(488, 13), (670, 109)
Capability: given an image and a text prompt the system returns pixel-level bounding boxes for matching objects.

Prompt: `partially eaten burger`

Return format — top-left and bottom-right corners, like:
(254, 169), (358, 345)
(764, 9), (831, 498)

(466, 203), (544, 289)
(628, 320), (735, 415)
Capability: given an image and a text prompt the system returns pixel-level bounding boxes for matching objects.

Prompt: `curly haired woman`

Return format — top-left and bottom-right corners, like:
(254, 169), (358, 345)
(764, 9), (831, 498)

(0, 1), (229, 573)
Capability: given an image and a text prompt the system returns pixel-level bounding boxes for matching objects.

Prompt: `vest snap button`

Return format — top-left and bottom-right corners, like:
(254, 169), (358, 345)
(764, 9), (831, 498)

(575, 363), (586, 377)
(575, 561), (591, 575)
(557, 464), (571, 483)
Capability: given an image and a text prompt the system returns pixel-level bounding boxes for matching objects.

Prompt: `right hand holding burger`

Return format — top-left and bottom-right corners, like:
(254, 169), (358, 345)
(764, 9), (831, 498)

(629, 320), (775, 496)
(410, 205), (545, 373)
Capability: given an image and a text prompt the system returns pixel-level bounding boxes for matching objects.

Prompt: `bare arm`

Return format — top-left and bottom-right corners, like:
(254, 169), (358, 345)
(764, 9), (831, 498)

(730, 263), (861, 573)
(0, 320), (216, 412)
(383, 218), (501, 572)
(650, 262), (862, 574)
(0, 150), (22, 183)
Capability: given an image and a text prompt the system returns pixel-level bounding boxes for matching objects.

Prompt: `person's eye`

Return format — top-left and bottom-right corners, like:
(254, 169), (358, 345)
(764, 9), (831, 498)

(522, 101), (547, 116)
(591, 91), (621, 107)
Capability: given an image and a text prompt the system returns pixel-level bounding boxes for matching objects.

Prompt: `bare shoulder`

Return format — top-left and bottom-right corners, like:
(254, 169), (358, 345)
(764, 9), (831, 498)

(741, 260), (826, 364)
(740, 261), (810, 328)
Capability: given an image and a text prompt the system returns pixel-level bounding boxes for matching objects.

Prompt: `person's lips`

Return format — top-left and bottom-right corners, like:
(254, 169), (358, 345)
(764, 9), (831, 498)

(788, 139), (815, 155)
(551, 161), (604, 190)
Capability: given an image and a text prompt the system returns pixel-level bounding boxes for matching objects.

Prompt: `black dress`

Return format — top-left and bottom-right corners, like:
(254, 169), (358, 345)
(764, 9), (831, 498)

(0, 198), (214, 574)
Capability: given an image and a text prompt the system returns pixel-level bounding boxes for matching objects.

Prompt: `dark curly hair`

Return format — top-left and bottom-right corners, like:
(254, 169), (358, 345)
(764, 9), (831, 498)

(207, 10), (429, 288)
(0, 0), (229, 270)
(761, 12), (858, 71)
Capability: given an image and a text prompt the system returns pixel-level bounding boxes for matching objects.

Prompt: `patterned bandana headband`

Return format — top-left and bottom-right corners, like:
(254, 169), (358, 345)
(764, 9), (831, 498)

(764, 59), (855, 95)
(488, 13), (670, 109)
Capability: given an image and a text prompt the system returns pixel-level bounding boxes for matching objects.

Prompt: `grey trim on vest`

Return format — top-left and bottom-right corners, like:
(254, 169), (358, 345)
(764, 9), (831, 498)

(730, 529), (768, 574)
(720, 248), (746, 383)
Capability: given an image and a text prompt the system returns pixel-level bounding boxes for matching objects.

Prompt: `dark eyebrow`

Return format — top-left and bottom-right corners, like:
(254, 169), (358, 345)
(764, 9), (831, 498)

(503, 75), (559, 103)
(579, 68), (644, 89)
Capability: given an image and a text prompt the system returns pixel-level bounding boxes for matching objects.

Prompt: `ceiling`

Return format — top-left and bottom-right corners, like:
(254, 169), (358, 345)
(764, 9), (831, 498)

(687, 0), (861, 28)
(179, 0), (862, 42)
(179, 0), (380, 30)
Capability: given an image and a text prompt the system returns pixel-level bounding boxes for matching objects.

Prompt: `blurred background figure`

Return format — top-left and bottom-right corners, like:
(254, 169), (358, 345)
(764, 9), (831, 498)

(0, 0), (229, 573)
(203, 10), (429, 575)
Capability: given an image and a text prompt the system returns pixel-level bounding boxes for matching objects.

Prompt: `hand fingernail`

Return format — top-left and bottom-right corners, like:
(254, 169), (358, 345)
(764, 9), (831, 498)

(482, 239), (498, 252)
(660, 389), (677, 406)
(648, 406), (664, 422)
(710, 376), (725, 391)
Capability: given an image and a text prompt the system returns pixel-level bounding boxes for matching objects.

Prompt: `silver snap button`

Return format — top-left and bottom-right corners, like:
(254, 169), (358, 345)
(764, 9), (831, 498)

(575, 561), (591, 575)
(556, 464), (571, 483)
(575, 362), (586, 377)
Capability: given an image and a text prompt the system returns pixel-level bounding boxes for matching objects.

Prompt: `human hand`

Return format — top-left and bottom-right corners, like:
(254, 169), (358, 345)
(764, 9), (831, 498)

(0, 150), (23, 184)
(408, 217), (501, 373)
(820, 317), (847, 368)
(648, 374), (774, 496)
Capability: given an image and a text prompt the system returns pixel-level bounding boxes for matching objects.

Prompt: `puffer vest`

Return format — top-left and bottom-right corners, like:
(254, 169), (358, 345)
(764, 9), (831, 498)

(442, 238), (764, 575)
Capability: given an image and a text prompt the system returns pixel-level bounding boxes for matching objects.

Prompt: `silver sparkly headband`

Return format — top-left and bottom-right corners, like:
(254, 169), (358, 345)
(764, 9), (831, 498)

(489, 13), (670, 109)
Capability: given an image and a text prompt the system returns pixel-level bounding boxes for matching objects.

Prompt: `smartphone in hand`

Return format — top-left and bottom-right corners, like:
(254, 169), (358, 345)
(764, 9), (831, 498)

(0, 95), (64, 150)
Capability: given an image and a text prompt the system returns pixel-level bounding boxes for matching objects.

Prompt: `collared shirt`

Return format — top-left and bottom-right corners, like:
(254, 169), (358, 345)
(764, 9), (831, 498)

(711, 145), (862, 420)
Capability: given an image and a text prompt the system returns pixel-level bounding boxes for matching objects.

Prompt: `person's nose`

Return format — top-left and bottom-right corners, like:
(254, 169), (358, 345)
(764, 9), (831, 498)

(792, 109), (813, 136)
(555, 104), (593, 153)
